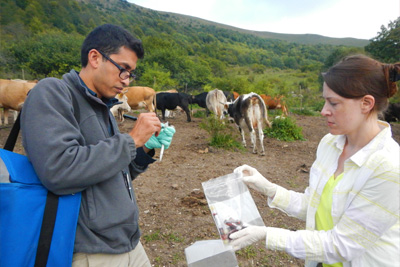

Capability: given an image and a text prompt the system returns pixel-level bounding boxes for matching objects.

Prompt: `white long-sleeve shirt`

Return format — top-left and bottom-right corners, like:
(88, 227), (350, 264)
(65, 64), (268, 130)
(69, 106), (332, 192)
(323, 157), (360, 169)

(266, 121), (400, 267)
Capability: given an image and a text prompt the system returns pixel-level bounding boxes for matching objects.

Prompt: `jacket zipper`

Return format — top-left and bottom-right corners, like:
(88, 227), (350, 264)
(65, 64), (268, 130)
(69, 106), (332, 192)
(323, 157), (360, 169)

(122, 170), (133, 202)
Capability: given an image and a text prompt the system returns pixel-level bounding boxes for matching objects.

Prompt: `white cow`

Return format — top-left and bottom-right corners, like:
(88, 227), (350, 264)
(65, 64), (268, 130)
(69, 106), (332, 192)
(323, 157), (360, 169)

(206, 89), (227, 120)
(0, 79), (37, 125)
(110, 92), (131, 123)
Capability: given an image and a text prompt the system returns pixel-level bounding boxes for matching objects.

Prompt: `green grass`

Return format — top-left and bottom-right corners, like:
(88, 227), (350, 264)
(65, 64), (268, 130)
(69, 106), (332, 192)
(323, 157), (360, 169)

(192, 109), (207, 118)
(236, 245), (257, 259)
(264, 116), (305, 141)
(165, 232), (185, 243)
(200, 116), (244, 150)
(142, 230), (162, 242)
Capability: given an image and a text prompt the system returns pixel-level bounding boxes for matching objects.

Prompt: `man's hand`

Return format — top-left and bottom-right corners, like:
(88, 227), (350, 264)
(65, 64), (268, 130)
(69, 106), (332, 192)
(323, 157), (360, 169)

(155, 125), (175, 149)
(144, 124), (176, 150)
(129, 113), (161, 148)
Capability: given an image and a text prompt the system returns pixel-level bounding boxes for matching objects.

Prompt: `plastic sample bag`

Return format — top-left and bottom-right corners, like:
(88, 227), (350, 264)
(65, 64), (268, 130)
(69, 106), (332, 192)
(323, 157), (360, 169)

(185, 240), (238, 267)
(202, 172), (264, 244)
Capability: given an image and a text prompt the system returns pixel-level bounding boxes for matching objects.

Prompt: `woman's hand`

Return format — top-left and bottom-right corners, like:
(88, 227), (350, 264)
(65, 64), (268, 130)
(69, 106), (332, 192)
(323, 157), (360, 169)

(234, 164), (277, 198)
(229, 226), (268, 251)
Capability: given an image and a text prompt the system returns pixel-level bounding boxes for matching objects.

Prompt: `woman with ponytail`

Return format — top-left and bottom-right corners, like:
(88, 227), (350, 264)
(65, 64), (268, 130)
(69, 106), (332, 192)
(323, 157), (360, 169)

(231, 55), (400, 267)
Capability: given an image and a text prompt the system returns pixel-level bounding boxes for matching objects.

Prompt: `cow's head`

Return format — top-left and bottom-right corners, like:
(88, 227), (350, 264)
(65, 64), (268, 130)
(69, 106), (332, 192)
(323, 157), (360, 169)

(221, 101), (235, 119)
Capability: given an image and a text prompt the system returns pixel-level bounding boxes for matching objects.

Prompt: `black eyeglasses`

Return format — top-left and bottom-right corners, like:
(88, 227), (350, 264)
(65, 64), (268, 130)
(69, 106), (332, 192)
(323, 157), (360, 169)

(98, 51), (136, 82)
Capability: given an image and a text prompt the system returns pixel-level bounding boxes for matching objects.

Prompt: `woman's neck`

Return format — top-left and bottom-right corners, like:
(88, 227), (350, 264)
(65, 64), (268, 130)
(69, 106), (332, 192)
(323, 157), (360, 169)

(345, 116), (382, 155)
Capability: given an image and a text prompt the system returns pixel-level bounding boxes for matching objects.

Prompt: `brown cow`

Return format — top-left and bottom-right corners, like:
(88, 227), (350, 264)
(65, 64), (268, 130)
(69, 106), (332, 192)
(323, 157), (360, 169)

(233, 91), (240, 100)
(260, 94), (288, 116)
(0, 79), (37, 125)
(124, 86), (156, 112)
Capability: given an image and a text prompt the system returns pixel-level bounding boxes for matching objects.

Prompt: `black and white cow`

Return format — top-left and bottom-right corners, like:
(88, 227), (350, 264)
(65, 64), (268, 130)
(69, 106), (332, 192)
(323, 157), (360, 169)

(156, 92), (191, 122)
(227, 92), (271, 155)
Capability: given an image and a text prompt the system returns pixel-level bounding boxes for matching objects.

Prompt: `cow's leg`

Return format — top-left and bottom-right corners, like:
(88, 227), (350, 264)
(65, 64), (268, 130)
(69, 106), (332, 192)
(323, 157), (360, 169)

(182, 106), (191, 122)
(250, 129), (257, 154)
(3, 108), (9, 125)
(12, 110), (18, 123)
(118, 109), (124, 122)
(161, 109), (166, 121)
(257, 125), (265, 156)
(239, 126), (246, 147)
(218, 107), (224, 120)
(0, 108), (3, 126)
(244, 112), (255, 149)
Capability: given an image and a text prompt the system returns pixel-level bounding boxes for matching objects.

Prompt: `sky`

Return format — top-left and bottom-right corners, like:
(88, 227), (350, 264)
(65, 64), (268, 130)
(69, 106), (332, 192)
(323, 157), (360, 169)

(128, 0), (399, 40)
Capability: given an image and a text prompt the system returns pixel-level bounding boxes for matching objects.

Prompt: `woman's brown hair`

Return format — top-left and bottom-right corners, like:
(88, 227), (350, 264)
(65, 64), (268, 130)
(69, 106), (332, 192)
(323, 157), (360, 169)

(323, 54), (399, 113)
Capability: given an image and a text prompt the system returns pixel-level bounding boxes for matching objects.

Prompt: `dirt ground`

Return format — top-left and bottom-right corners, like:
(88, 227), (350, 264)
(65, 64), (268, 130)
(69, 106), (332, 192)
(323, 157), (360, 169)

(1, 111), (399, 267)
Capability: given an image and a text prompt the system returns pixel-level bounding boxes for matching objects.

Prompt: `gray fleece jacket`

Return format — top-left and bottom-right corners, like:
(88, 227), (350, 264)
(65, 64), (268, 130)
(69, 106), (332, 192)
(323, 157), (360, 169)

(21, 70), (154, 254)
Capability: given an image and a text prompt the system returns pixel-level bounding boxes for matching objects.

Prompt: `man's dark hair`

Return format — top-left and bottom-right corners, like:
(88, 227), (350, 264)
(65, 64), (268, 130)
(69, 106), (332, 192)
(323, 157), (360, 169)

(81, 24), (144, 67)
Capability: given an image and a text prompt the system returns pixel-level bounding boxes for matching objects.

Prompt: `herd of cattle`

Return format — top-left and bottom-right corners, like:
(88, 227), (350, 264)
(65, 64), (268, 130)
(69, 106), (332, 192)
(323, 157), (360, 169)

(1, 79), (400, 154)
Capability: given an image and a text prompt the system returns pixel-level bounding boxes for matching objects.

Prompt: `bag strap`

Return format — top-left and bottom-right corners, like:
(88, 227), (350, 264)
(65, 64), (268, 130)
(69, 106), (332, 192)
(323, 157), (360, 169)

(3, 112), (21, 151)
(34, 191), (59, 267)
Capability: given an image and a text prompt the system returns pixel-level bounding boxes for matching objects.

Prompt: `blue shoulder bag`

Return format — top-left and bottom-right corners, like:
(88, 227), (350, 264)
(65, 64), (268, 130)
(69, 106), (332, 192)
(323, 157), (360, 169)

(0, 113), (81, 267)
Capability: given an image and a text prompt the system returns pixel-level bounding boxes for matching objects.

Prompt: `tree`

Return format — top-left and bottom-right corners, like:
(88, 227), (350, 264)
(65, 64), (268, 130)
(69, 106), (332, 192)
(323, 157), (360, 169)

(365, 17), (400, 63)
(139, 62), (177, 90)
(322, 46), (365, 71)
(10, 30), (83, 77)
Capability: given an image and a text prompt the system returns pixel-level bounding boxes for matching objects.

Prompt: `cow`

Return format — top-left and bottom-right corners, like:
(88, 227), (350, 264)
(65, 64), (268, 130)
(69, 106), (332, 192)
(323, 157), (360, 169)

(223, 91), (235, 102)
(383, 102), (400, 123)
(124, 86), (156, 112)
(0, 79), (37, 125)
(191, 92), (208, 109)
(227, 92), (271, 155)
(191, 92), (210, 115)
(156, 92), (191, 122)
(206, 89), (228, 120)
(233, 91), (240, 100)
(156, 89), (181, 118)
(110, 92), (131, 123)
(260, 94), (289, 117)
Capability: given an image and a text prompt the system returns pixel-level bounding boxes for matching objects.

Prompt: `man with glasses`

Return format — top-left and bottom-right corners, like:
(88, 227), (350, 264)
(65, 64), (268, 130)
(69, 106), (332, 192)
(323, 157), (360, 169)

(21, 24), (168, 267)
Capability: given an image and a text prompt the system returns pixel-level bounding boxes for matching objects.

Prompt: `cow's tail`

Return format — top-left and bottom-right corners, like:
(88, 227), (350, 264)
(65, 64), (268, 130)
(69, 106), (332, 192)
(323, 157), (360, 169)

(153, 91), (157, 116)
(252, 93), (271, 128)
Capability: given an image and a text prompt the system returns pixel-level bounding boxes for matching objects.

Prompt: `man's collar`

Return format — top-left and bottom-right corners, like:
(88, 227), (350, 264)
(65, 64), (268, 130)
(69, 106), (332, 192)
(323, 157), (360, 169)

(77, 74), (118, 107)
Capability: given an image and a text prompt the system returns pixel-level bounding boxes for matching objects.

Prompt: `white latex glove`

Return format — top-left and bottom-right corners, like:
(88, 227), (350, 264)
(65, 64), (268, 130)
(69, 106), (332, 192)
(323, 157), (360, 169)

(229, 225), (268, 251)
(234, 164), (277, 198)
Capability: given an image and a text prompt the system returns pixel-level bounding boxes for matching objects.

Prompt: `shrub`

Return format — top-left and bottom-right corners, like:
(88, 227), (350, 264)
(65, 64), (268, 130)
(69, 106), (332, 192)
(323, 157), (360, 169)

(193, 110), (206, 118)
(264, 117), (305, 141)
(199, 116), (243, 150)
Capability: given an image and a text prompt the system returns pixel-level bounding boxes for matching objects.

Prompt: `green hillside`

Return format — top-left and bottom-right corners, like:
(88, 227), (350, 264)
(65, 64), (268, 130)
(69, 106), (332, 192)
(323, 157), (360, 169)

(2, 0), (385, 110)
